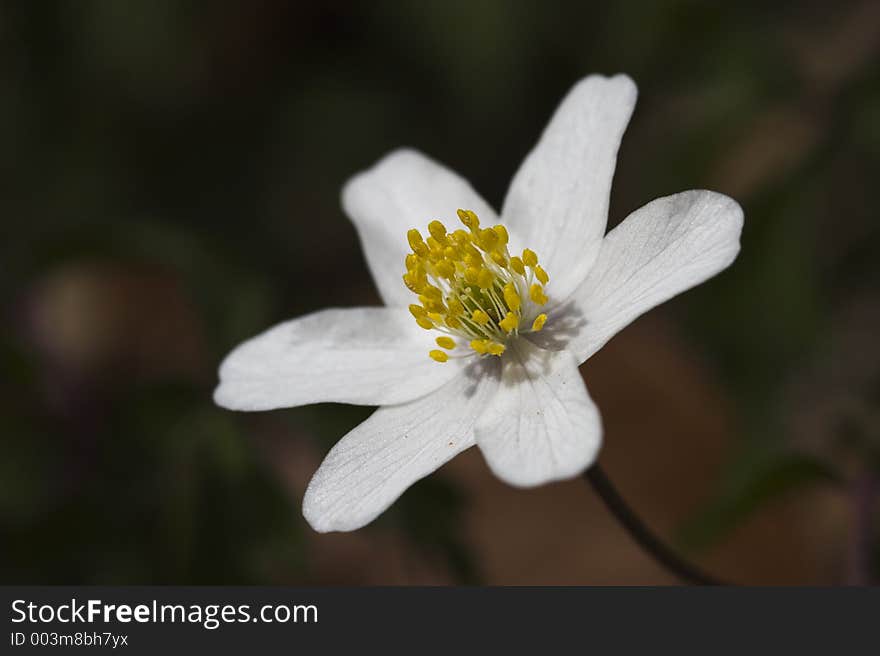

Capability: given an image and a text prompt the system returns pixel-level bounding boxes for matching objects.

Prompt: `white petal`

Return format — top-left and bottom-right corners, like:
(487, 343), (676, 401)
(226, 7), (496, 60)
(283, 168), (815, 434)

(501, 75), (637, 300)
(302, 360), (500, 532)
(342, 148), (499, 307)
(545, 190), (744, 363)
(474, 340), (602, 487)
(214, 307), (463, 410)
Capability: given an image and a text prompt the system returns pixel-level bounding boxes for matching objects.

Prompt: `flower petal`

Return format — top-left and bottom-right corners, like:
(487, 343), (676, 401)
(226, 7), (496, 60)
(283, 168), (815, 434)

(214, 307), (464, 410)
(546, 190), (744, 363)
(501, 74), (637, 301)
(302, 361), (500, 532)
(342, 148), (499, 307)
(474, 340), (602, 487)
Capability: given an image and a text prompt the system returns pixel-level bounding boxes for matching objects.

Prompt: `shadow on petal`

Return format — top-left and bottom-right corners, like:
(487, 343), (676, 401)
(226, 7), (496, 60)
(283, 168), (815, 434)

(524, 300), (588, 353)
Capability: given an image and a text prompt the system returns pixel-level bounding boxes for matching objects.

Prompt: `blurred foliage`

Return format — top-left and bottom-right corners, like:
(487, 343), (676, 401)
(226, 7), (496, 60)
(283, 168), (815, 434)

(679, 452), (841, 551)
(1, 0), (879, 583)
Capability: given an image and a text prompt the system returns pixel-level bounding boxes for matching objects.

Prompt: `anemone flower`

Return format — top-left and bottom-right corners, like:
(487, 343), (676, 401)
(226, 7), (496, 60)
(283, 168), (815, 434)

(215, 74), (743, 533)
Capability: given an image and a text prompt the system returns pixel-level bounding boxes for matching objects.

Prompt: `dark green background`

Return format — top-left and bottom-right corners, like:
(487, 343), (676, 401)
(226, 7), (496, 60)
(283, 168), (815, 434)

(2, 1), (878, 584)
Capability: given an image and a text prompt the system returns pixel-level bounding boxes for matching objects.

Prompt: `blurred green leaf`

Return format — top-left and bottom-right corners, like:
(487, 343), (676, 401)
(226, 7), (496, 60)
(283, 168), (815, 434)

(385, 476), (480, 585)
(679, 451), (841, 551)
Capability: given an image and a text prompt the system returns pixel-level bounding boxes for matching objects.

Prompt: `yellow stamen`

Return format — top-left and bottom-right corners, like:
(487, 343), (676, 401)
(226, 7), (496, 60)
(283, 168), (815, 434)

(529, 283), (548, 305)
(470, 339), (489, 354)
(422, 285), (442, 301)
(429, 350), (449, 363)
(499, 312), (518, 333)
(457, 209), (479, 230)
(534, 265), (549, 285)
(471, 309), (490, 325)
(532, 313), (547, 332)
(476, 268), (495, 289)
(503, 283), (521, 312)
(436, 336), (456, 350)
(486, 342), (506, 356)
(428, 220), (448, 243)
(407, 229), (428, 256)
(419, 297), (443, 313)
(490, 251), (507, 267)
(435, 259), (455, 279)
(446, 296), (464, 316)
(403, 210), (553, 361)
(403, 273), (424, 293)
(478, 228), (498, 251)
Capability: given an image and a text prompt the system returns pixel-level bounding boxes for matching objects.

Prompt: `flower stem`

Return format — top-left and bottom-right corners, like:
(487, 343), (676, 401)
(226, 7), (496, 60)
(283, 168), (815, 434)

(584, 464), (728, 586)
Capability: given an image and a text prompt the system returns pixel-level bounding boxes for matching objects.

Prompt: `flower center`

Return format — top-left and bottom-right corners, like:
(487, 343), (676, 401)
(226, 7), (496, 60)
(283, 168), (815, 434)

(403, 209), (550, 363)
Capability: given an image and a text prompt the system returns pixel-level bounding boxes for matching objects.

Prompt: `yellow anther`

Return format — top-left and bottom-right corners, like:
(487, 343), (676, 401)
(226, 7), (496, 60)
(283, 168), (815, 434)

(403, 215), (552, 361)
(491, 251), (507, 267)
(529, 283), (548, 305)
(464, 243), (482, 261)
(411, 268), (428, 288)
(477, 268), (495, 289)
(419, 296), (444, 313)
(435, 259), (455, 279)
(446, 296), (464, 316)
(428, 220), (448, 244)
(407, 229), (428, 256)
(478, 228), (498, 251)
(429, 349), (449, 363)
(471, 309), (490, 325)
(532, 313), (548, 332)
(422, 285), (442, 301)
(499, 312), (519, 333)
(457, 209), (480, 230)
(486, 342), (506, 356)
(503, 283), (521, 312)
(534, 264), (549, 285)
(403, 273), (424, 293)
(470, 339), (489, 354)
(436, 336), (456, 350)
(426, 236), (443, 254)
(464, 252), (481, 268)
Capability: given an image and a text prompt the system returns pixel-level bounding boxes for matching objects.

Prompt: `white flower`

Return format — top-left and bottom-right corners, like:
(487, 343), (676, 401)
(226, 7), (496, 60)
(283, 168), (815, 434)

(214, 74), (743, 533)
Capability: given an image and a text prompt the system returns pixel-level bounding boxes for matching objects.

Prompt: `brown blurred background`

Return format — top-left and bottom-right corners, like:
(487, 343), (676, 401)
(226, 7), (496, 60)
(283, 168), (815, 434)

(2, 0), (879, 584)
